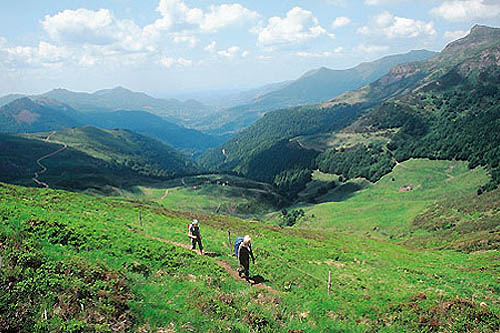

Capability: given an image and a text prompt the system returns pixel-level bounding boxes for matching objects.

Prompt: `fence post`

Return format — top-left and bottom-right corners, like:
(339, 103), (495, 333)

(328, 271), (331, 295)
(228, 230), (232, 254)
(139, 211), (142, 227)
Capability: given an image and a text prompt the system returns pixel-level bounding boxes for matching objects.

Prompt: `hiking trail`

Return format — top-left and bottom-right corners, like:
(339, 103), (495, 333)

(32, 131), (68, 188)
(160, 188), (169, 200)
(141, 233), (278, 294)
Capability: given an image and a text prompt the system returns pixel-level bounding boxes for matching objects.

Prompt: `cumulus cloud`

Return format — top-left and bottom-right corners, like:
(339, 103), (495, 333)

(332, 16), (351, 28)
(41, 8), (153, 53)
(217, 46), (240, 58)
(149, 0), (259, 33)
(430, 0), (500, 22)
(204, 41), (216, 53)
(177, 57), (192, 66)
(255, 7), (328, 46)
(158, 55), (192, 67)
(200, 4), (259, 32)
(365, 0), (408, 5)
(297, 47), (343, 57)
(3, 41), (71, 66)
(357, 11), (436, 39)
(297, 51), (333, 57)
(173, 35), (199, 47)
(325, 0), (348, 6)
(443, 29), (469, 41)
(213, 45), (249, 59)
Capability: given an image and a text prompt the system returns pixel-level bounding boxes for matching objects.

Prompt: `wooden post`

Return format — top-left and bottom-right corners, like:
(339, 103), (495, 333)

(139, 211), (142, 227)
(228, 230), (232, 254)
(328, 271), (331, 295)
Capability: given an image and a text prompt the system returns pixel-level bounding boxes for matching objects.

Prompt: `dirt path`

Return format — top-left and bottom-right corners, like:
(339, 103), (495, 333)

(143, 233), (278, 294)
(32, 131), (68, 188)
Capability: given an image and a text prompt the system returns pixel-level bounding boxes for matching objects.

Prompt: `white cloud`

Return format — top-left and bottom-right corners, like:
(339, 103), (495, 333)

(255, 7), (328, 46)
(200, 4), (259, 32)
(173, 35), (199, 47)
(159, 55), (192, 67)
(333, 46), (344, 53)
(37, 41), (71, 61)
(41, 8), (153, 53)
(216, 46), (246, 59)
(79, 54), (98, 67)
(241, 50), (250, 57)
(177, 57), (192, 66)
(150, 0), (259, 33)
(356, 43), (390, 53)
(443, 29), (469, 41)
(297, 51), (333, 58)
(159, 56), (175, 68)
(204, 41), (216, 53)
(430, 0), (500, 22)
(332, 16), (351, 28)
(365, 0), (408, 5)
(358, 11), (436, 39)
(3, 41), (71, 66)
(325, 0), (348, 7)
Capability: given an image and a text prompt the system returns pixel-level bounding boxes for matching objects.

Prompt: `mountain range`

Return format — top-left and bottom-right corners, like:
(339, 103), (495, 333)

(0, 97), (224, 155)
(201, 25), (500, 195)
(197, 49), (436, 135)
(0, 87), (216, 124)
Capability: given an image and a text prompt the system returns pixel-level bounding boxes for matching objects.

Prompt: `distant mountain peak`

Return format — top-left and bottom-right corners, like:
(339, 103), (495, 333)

(299, 66), (333, 80)
(470, 24), (497, 34)
(442, 25), (500, 55)
(93, 86), (136, 96)
(7, 96), (37, 108)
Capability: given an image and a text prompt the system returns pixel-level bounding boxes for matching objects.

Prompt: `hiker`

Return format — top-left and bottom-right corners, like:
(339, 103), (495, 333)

(188, 219), (203, 254)
(237, 235), (255, 282)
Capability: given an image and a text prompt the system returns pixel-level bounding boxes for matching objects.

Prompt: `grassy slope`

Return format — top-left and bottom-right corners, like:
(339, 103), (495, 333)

(1, 181), (499, 332)
(407, 187), (500, 252)
(298, 159), (490, 238)
(0, 127), (197, 193)
(118, 174), (287, 219)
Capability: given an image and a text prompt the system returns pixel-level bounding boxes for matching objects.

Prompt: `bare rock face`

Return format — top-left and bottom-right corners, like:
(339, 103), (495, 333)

(379, 63), (421, 85)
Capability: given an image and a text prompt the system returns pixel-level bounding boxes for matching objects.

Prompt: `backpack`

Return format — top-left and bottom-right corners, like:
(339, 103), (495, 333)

(234, 237), (244, 257)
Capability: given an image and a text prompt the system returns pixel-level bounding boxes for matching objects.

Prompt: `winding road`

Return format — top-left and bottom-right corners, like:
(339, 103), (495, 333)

(32, 131), (68, 188)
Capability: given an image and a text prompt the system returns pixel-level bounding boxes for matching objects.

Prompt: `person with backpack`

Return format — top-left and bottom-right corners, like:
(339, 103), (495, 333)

(188, 219), (203, 254)
(237, 235), (255, 282)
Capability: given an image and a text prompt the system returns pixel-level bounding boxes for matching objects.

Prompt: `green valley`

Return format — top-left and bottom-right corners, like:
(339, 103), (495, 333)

(1, 16), (500, 333)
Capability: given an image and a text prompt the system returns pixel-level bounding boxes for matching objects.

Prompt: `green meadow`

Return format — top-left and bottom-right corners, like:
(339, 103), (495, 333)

(1, 155), (499, 332)
(297, 159), (490, 238)
(118, 174), (286, 219)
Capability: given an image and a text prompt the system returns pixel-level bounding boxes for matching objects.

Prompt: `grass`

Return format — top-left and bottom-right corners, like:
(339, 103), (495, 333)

(1, 179), (499, 332)
(294, 129), (396, 152)
(297, 159), (490, 238)
(117, 174), (286, 219)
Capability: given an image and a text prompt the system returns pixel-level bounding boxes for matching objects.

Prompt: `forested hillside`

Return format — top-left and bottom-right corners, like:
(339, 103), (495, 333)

(202, 25), (500, 196)
(0, 127), (198, 192)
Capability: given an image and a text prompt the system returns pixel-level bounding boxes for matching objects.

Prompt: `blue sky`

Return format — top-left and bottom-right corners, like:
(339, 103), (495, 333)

(1, 0), (499, 98)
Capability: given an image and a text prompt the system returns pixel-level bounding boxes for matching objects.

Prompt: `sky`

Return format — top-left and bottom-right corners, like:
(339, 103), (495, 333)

(0, 0), (499, 98)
